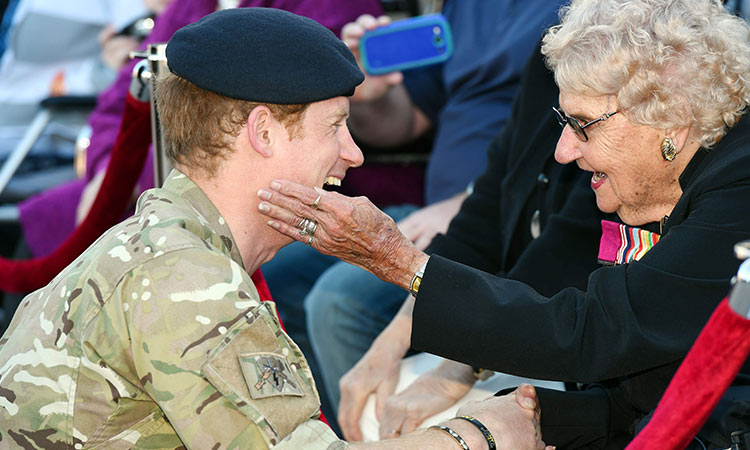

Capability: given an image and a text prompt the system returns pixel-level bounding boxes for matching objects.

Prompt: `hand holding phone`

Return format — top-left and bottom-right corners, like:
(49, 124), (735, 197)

(341, 15), (405, 102)
(359, 14), (453, 76)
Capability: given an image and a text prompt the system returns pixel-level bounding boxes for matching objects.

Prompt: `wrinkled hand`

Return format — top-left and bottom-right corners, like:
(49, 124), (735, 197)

(258, 180), (418, 285)
(337, 328), (407, 441)
(379, 359), (475, 439)
(454, 384), (554, 450)
(397, 192), (468, 250)
(342, 14), (404, 102)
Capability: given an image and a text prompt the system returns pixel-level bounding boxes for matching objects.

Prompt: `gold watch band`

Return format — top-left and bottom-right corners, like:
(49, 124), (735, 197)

(409, 260), (428, 297)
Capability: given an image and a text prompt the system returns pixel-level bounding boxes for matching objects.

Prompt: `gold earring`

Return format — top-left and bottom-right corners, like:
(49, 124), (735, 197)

(661, 137), (676, 161)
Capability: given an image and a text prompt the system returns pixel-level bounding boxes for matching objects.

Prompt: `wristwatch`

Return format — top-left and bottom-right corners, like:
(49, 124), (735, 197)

(409, 260), (429, 297)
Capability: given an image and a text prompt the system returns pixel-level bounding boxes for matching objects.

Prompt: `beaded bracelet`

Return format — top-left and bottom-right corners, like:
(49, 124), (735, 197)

(429, 424), (470, 450)
(455, 415), (496, 450)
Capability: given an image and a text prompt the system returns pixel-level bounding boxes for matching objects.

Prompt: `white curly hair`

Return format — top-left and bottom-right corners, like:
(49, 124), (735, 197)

(542, 0), (750, 147)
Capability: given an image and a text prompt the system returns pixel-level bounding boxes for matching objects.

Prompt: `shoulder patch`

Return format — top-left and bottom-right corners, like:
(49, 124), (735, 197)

(240, 352), (304, 399)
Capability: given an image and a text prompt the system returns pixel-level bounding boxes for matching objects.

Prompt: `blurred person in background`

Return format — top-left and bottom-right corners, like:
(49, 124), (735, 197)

(0, 0), (150, 168)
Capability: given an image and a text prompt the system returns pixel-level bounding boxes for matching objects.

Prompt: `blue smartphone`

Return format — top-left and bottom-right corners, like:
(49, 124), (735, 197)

(359, 13), (453, 75)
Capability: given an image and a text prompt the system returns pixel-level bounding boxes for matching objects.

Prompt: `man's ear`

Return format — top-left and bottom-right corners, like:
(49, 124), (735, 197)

(247, 105), (275, 158)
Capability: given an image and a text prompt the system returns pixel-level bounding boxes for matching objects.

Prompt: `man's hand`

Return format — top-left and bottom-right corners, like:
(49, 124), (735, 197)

(378, 359), (475, 439)
(337, 307), (413, 441)
(346, 384), (553, 450)
(397, 191), (468, 250)
(452, 384), (554, 450)
(98, 25), (140, 71)
(342, 15), (404, 103)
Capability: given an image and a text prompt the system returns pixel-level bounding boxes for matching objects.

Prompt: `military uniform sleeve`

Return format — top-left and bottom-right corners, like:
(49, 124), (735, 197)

(122, 248), (341, 449)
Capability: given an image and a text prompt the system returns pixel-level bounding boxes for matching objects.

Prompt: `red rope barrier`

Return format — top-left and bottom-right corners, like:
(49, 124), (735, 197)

(626, 298), (750, 450)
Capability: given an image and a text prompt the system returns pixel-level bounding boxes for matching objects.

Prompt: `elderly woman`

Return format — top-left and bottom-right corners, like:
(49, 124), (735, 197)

(257, 0), (750, 447)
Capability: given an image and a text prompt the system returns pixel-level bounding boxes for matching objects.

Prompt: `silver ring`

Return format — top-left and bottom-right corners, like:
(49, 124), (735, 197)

(306, 236), (314, 246)
(297, 218), (317, 236)
(305, 220), (317, 236)
(312, 194), (322, 209)
(298, 218), (317, 236)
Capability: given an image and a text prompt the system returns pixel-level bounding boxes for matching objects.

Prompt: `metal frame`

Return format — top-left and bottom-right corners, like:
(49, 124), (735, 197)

(131, 43), (171, 188)
(730, 240), (750, 318)
(0, 110), (53, 195)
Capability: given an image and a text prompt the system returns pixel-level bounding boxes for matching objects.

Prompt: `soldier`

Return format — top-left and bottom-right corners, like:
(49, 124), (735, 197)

(0, 8), (550, 450)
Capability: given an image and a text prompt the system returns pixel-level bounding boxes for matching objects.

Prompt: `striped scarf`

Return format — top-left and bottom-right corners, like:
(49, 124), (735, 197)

(598, 219), (661, 265)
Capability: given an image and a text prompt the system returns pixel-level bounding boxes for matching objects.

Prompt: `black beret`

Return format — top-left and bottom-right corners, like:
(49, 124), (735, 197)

(166, 8), (364, 104)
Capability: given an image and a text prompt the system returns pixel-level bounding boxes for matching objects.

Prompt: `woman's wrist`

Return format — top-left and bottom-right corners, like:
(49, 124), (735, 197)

(370, 225), (429, 291)
(398, 250), (430, 294)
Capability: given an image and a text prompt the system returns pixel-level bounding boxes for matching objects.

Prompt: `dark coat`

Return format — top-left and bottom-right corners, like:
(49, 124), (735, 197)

(412, 45), (750, 448)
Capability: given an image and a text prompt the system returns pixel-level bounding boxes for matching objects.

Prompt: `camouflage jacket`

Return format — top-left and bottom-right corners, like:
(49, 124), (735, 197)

(0, 171), (346, 450)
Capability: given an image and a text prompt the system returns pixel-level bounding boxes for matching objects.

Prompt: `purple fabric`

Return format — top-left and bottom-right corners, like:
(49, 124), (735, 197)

(19, 0), (382, 257)
(337, 164), (425, 208)
(245, 0), (375, 37)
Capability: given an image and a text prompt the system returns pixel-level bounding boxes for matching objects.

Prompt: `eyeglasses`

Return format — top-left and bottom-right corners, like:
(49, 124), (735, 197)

(552, 107), (618, 142)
